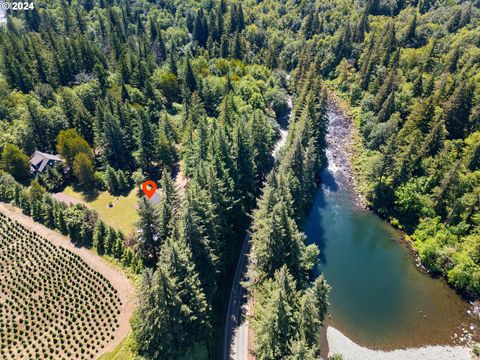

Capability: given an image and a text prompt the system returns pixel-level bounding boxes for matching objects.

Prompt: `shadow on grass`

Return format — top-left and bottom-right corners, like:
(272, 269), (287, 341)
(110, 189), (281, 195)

(71, 183), (100, 202)
(108, 187), (133, 197)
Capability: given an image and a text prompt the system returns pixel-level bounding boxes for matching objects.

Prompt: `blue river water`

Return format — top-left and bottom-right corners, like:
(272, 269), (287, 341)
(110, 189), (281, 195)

(306, 110), (478, 350)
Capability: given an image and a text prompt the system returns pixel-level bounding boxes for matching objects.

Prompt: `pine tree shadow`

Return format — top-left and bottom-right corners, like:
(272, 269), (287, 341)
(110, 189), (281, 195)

(71, 183), (100, 202)
(108, 186), (132, 197)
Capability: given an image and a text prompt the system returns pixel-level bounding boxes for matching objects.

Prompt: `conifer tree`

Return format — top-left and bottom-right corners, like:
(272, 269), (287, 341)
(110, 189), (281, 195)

(403, 13), (417, 47)
(168, 44), (178, 76)
(252, 198), (307, 283)
(93, 63), (108, 96)
(176, 199), (218, 303)
(121, 81), (130, 102)
(444, 81), (474, 139)
(232, 123), (257, 209)
(193, 9), (209, 47)
(135, 110), (159, 175)
(116, 169), (129, 192)
(136, 197), (162, 266)
(183, 53), (197, 92)
(105, 166), (119, 193)
(253, 266), (299, 360)
(134, 229), (212, 358)
(95, 105), (129, 169)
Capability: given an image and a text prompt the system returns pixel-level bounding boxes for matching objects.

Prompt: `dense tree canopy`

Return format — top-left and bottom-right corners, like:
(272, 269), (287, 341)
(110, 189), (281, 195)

(318, 0), (480, 295)
(1, 0), (479, 357)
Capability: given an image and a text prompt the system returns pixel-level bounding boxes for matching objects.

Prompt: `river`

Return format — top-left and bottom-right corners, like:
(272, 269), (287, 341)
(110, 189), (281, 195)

(306, 101), (480, 352)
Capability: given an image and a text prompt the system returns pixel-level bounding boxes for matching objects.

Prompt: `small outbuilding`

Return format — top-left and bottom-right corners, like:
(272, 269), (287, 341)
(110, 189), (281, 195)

(30, 150), (62, 175)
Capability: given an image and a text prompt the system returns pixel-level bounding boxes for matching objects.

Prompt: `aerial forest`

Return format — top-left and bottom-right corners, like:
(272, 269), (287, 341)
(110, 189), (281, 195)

(0, 0), (479, 358)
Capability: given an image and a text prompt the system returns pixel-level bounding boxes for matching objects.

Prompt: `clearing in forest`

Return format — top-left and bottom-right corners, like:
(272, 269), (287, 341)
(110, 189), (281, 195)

(0, 204), (135, 360)
(56, 186), (139, 236)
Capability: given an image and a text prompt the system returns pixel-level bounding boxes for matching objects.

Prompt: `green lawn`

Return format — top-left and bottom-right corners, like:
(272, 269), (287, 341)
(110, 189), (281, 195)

(62, 186), (139, 236)
(98, 334), (135, 360)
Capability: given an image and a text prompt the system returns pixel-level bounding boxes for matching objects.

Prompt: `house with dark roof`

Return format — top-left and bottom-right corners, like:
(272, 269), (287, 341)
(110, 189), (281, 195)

(29, 151), (63, 175)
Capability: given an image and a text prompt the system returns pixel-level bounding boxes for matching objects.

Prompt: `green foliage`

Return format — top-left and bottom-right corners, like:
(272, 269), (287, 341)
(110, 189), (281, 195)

(35, 163), (65, 191)
(56, 128), (93, 166)
(132, 233), (210, 360)
(0, 144), (30, 181)
(250, 63), (329, 358)
(136, 197), (162, 266)
(73, 152), (95, 186)
(105, 166), (130, 194)
(0, 173), (141, 272)
(473, 343), (480, 357)
(252, 266), (329, 360)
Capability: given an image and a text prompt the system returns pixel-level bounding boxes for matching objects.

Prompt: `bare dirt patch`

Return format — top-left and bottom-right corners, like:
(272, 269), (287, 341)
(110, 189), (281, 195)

(52, 192), (86, 206)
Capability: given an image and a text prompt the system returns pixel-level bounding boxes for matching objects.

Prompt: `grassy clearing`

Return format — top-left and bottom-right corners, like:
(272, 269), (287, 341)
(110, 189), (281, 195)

(98, 334), (135, 360)
(61, 186), (139, 236)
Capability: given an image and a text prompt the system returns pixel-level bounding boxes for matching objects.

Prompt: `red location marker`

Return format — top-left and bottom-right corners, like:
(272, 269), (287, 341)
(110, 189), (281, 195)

(142, 180), (157, 199)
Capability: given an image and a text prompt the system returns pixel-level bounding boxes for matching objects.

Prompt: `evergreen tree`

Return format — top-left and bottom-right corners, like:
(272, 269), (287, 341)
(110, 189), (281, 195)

(253, 266), (299, 360)
(300, 275), (330, 342)
(237, 4), (245, 31)
(193, 9), (209, 47)
(412, 73), (423, 97)
(93, 220), (107, 255)
(403, 13), (417, 47)
(444, 81), (474, 139)
(168, 44), (178, 75)
(232, 123), (256, 209)
(93, 63), (108, 96)
(134, 110), (159, 175)
(121, 81), (130, 102)
(95, 104), (129, 169)
(230, 32), (243, 60)
(136, 197), (162, 266)
(105, 166), (119, 193)
(133, 232), (211, 358)
(252, 198), (308, 283)
(183, 53), (197, 92)
(116, 169), (129, 192)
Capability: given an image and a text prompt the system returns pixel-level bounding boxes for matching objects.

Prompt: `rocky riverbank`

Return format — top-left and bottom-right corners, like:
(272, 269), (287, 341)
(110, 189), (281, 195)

(327, 327), (473, 360)
(326, 94), (367, 209)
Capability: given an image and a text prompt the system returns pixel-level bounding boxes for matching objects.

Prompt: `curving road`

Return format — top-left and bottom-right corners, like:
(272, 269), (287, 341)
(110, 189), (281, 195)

(223, 96), (292, 360)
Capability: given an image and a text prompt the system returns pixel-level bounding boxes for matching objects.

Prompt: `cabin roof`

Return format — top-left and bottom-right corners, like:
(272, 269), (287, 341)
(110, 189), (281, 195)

(30, 150), (62, 173)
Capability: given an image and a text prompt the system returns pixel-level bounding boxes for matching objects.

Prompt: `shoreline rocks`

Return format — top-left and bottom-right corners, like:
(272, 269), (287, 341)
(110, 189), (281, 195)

(327, 327), (472, 360)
